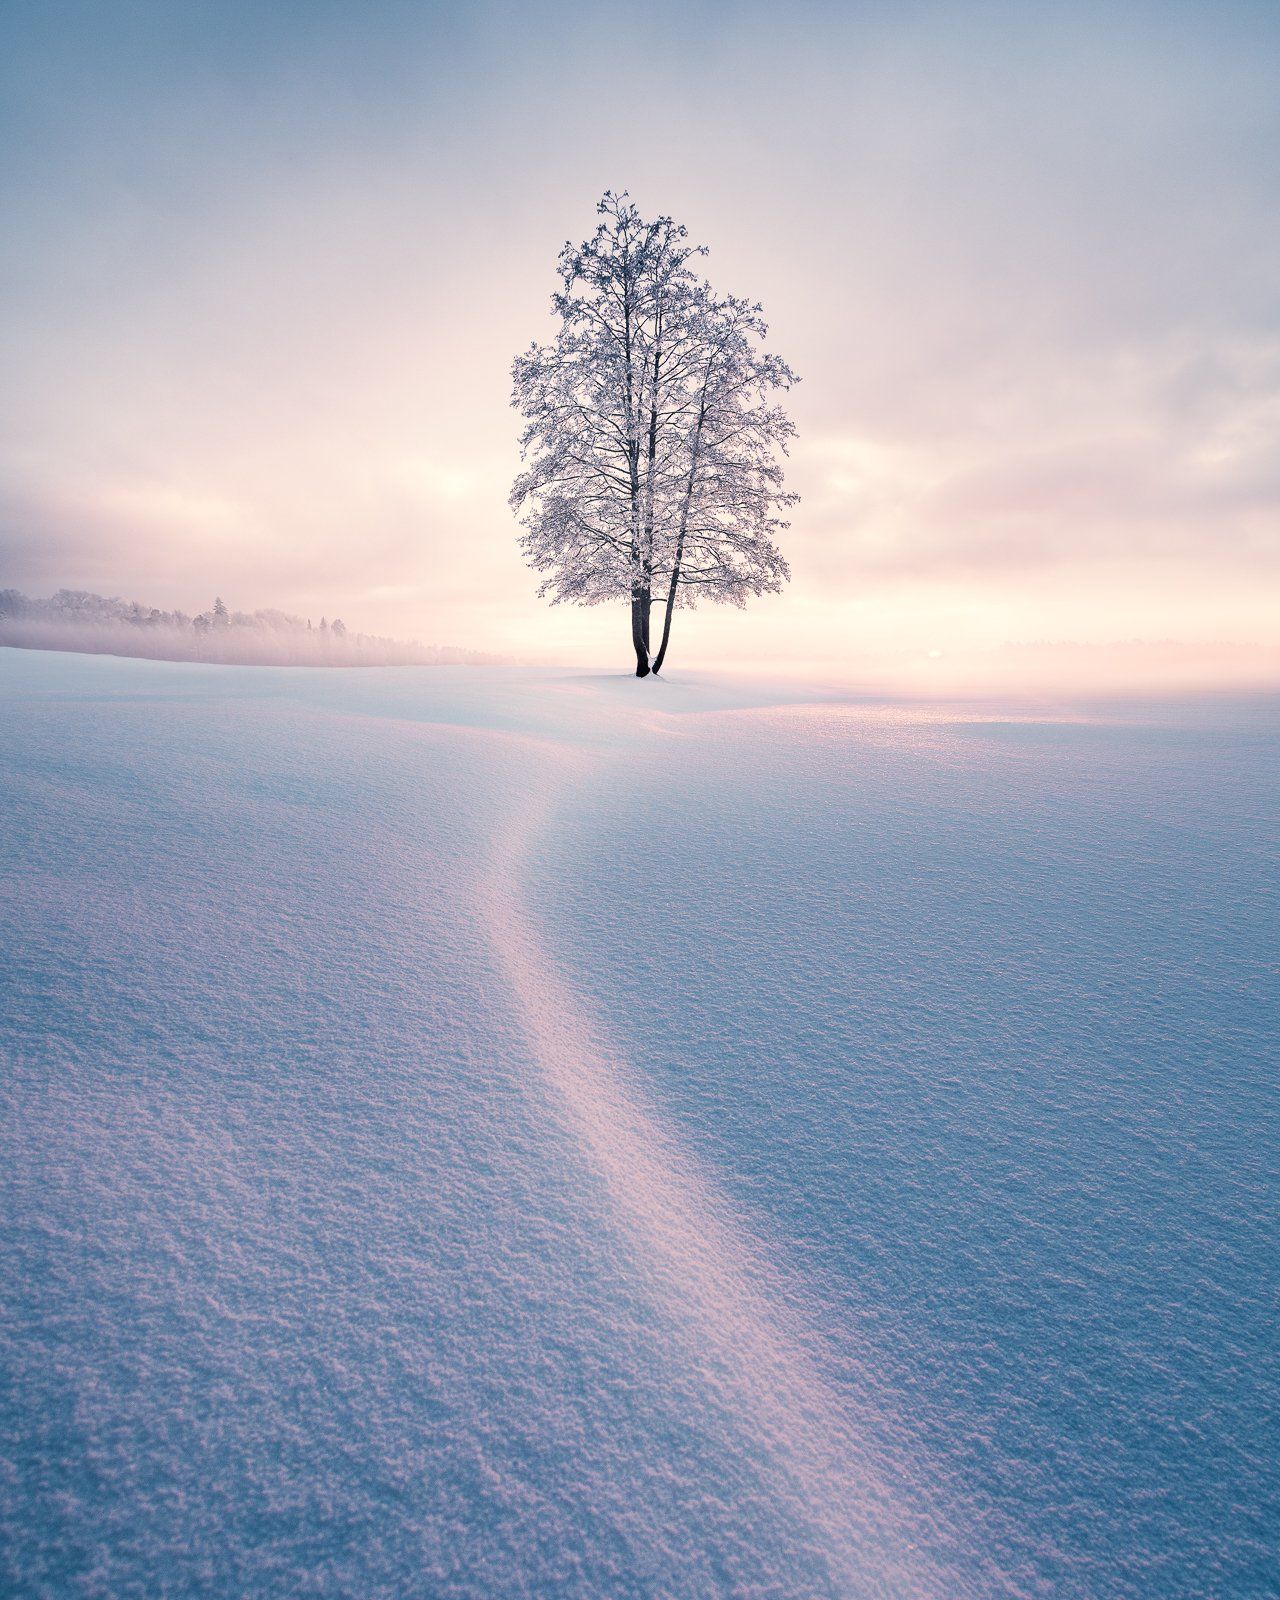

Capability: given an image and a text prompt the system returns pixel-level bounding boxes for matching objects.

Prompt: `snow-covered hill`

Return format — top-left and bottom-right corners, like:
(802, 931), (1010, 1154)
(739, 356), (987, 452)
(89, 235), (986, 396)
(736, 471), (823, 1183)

(2, 649), (1276, 1597)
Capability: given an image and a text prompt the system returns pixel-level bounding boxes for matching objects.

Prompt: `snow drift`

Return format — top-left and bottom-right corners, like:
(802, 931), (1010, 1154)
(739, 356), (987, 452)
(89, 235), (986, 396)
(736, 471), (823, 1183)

(1, 648), (1276, 1598)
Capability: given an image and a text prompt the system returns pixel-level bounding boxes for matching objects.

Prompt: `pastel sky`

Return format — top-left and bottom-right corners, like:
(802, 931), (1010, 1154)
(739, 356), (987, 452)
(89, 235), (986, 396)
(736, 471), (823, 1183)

(2, 0), (1278, 680)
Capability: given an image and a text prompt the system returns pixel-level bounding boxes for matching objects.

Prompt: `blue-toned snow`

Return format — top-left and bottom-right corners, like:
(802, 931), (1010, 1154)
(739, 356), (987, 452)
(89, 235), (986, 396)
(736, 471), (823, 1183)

(1, 648), (1276, 1598)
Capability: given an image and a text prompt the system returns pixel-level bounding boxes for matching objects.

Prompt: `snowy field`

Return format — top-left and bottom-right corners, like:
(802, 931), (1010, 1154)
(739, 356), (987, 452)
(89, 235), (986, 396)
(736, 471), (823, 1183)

(1, 647), (1277, 1599)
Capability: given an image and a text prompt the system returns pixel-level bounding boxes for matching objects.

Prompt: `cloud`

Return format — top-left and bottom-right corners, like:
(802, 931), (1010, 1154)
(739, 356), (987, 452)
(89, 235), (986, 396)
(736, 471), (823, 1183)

(790, 333), (1280, 585)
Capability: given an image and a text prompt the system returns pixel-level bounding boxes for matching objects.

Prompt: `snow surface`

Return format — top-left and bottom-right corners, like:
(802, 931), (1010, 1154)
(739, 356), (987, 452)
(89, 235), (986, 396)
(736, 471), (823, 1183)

(1, 648), (1276, 1598)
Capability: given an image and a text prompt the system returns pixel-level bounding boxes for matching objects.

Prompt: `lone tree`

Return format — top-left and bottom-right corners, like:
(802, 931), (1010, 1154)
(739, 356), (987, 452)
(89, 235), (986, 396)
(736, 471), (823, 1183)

(511, 193), (798, 676)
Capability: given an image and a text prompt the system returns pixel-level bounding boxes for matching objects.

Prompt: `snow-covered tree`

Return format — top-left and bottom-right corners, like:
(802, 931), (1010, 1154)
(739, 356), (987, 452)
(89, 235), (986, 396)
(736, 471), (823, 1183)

(511, 193), (797, 676)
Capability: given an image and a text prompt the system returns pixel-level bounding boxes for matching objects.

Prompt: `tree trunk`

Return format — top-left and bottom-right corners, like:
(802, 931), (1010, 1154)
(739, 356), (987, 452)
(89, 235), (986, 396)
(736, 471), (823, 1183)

(631, 591), (651, 676)
(652, 369), (709, 677)
(651, 565), (680, 674)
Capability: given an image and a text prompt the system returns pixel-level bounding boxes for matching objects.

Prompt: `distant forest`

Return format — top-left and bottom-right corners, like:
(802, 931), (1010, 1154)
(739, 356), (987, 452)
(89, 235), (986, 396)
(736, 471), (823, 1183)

(0, 589), (505, 667)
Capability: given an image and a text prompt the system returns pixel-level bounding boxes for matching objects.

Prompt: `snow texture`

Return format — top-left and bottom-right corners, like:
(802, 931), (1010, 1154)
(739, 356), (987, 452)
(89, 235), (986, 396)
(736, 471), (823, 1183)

(1, 649), (1276, 1598)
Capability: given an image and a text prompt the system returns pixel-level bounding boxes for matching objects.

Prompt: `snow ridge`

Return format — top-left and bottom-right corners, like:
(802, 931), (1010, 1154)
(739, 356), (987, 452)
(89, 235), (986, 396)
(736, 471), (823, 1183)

(479, 742), (962, 1599)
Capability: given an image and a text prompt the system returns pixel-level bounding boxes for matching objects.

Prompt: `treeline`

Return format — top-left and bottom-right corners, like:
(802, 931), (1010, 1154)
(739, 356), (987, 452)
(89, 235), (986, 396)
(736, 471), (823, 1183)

(0, 589), (504, 667)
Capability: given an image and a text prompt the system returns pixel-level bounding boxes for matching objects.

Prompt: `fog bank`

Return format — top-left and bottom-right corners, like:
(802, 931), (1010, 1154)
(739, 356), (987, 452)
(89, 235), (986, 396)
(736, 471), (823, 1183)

(0, 589), (507, 667)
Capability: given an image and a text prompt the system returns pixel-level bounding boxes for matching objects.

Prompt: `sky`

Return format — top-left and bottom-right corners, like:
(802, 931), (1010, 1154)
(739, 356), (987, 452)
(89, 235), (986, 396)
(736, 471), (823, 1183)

(1, 0), (1278, 684)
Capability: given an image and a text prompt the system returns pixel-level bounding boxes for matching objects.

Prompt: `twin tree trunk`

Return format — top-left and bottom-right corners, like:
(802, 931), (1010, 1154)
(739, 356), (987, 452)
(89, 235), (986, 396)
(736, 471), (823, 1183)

(631, 578), (682, 677)
(638, 397), (700, 678)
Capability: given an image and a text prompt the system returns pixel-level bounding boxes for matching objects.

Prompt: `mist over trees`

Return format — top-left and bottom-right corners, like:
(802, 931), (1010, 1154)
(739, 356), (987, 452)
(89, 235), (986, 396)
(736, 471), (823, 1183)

(0, 590), (503, 667)
(511, 193), (798, 676)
